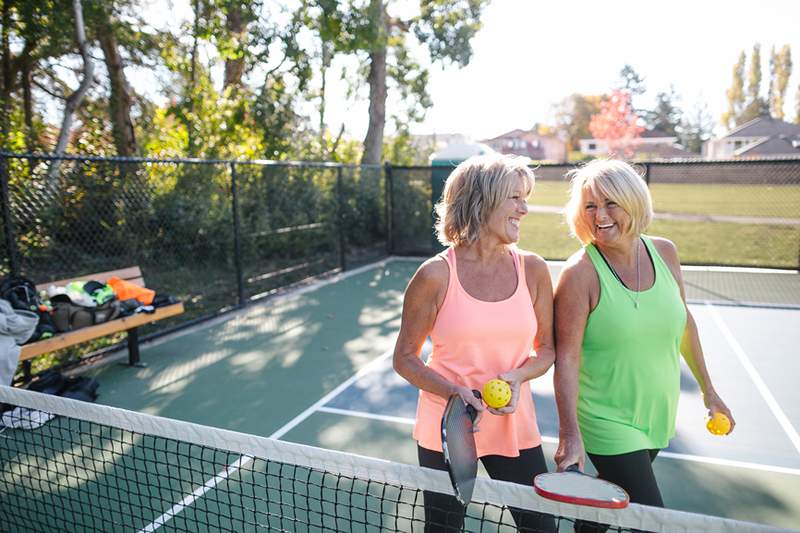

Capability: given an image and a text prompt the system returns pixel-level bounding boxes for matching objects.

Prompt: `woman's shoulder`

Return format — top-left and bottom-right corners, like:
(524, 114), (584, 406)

(645, 235), (680, 269)
(516, 248), (547, 269)
(412, 254), (450, 287)
(556, 248), (596, 289)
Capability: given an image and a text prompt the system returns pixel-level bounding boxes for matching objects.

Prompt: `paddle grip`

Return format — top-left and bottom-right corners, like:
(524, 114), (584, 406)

(465, 389), (482, 422)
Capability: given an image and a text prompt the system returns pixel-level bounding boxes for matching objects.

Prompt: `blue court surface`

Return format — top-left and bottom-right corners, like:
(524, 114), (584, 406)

(84, 257), (800, 530)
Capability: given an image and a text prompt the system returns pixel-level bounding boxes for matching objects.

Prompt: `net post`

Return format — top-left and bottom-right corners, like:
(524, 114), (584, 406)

(0, 153), (20, 275)
(336, 165), (347, 272)
(643, 162), (651, 185)
(229, 161), (245, 307)
(384, 163), (393, 255)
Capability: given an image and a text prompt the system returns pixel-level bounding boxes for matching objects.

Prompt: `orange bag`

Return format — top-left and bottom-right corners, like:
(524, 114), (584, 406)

(107, 277), (155, 305)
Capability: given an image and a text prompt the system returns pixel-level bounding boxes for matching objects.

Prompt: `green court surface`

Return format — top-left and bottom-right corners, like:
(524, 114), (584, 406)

(9, 258), (800, 530)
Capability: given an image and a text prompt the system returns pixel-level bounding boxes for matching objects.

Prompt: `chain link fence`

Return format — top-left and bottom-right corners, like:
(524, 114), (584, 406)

(0, 153), (387, 376)
(2, 153), (798, 376)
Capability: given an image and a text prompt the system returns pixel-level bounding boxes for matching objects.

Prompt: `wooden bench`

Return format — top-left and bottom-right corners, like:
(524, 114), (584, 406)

(19, 266), (184, 376)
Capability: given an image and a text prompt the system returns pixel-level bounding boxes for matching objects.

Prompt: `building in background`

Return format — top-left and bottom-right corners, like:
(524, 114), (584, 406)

(704, 117), (800, 159)
(579, 129), (697, 160)
(480, 128), (567, 162)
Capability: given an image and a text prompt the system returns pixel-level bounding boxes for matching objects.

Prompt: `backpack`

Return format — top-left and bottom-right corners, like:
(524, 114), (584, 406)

(0, 275), (56, 342)
(51, 298), (121, 332)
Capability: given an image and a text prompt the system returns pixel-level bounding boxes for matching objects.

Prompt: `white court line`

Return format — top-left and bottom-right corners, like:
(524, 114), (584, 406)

(269, 348), (395, 440)
(705, 302), (800, 456)
(138, 455), (253, 533)
(318, 406), (800, 477)
(140, 348), (394, 532)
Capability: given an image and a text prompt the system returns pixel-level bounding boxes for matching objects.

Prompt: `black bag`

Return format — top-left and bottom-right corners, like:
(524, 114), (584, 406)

(51, 298), (121, 332)
(0, 275), (56, 342)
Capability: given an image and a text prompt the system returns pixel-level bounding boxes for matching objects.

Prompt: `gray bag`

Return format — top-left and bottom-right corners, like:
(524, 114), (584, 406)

(51, 300), (121, 332)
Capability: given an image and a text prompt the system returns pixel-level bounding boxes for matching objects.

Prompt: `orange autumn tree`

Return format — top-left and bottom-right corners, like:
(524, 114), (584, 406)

(589, 89), (644, 158)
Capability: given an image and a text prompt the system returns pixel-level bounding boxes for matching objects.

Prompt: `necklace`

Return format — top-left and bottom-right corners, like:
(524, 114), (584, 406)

(599, 238), (641, 309)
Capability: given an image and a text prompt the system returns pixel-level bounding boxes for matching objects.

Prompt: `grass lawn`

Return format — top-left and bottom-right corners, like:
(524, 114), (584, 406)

(519, 213), (799, 268)
(531, 181), (800, 219)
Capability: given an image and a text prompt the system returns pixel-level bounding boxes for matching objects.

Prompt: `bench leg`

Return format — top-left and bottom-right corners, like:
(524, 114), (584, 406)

(126, 327), (146, 368)
(22, 360), (32, 384)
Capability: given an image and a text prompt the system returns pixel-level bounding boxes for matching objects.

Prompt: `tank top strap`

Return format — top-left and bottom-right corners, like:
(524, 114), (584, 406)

(640, 235), (679, 291)
(510, 247), (527, 293)
(584, 243), (613, 287)
(442, 247), (459, 295)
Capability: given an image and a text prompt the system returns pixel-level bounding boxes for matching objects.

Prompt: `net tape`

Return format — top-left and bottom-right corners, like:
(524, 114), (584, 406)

(0, 386), (791, 533)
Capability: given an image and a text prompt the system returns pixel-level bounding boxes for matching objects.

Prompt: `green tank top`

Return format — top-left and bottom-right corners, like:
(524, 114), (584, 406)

(578, 236), (687, 454)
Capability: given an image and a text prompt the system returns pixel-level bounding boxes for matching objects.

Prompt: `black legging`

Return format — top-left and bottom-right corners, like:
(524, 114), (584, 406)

(418, 445), (556, 533)
(575, 449), (663, 533)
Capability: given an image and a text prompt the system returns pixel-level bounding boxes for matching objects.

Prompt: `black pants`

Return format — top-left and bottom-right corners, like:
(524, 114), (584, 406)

(418, 445), (556, 533)
(575, 449), (663, 533)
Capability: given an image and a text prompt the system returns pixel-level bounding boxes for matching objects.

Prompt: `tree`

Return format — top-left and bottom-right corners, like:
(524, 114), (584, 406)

(588, 89), (643, 158)
(722, 51), (746, 129)
(679, 102), (713, 154)
(770, 44), (792, 120)
(739, 43), (769, 123)
(93, 2), (137, 156)
(358, 0), (490, 165)
(49, 0), (94, 182)
(551, 93), (603, 151)
(645, 88), (682, 136)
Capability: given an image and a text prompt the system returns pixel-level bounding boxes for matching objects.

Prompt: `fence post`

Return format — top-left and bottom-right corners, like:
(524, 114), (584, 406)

(229, 162), (245, 307)
(0, 154), (20, 276)
(336, 166), (347, 272)
(384, 163), (393, 255)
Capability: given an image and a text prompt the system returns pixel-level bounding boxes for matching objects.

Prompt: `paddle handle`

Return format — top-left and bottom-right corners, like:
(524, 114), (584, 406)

(465, 389), (482, 422)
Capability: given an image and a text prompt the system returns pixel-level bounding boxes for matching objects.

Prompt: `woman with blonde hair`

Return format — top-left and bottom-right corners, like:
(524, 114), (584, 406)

(393, 154), (555, 532)
(553, 159), (734, 513)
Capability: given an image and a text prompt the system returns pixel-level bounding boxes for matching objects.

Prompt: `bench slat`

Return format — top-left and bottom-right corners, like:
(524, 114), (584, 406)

(37, 266), (144, 291)
(18, 302), (184, 360)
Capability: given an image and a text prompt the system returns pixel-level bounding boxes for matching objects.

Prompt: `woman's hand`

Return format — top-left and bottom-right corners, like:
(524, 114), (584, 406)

(704, 389), (735, 434)
(554, 432), (585, 472)
(454, 386), (485, 431)
(485, 371), (522, 416)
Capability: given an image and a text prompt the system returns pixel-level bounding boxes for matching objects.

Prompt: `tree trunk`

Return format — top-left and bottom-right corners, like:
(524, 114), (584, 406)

(1, 0), (12, 146)
(223, 3), (245, 90)
(48, 0), (94, 183)
(22, 55), (35, 152)
(97, 7), (137, 157)
(361, 0), (387, 166)
(187, 0), (200, 156)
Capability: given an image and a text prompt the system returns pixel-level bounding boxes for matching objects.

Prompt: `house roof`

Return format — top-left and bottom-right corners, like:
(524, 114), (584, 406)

(640, 128), (675, 139)
(631, 143), (697, 159)
(724, 116), (800, 138)
(737, 135), (800, 156)
(481, 128), (556, 143)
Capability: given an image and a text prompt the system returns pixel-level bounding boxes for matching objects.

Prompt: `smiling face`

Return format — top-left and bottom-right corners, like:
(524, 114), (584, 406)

(581, 186), (632, 247)
(484, 176), (530, 244)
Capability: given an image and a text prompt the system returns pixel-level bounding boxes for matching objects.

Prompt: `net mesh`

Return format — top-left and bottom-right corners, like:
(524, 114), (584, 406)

(0, 386), (788, 533)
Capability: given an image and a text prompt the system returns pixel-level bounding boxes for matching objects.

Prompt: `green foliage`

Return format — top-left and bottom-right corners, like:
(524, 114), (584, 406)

(722, 51), (746, 129)
(645, 90), (682, 136)
(414, 0), (489, 67)
(552, 93), (603, 151)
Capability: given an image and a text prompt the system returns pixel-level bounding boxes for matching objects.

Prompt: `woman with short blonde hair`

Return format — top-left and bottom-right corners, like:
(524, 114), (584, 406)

(553, 159), (734, 513)
(394, 154), (556, 532)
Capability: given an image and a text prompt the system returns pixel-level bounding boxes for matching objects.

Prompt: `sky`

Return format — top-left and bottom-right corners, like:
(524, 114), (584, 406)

(325, 0), (800, 141)
(136, 0), (800, 143)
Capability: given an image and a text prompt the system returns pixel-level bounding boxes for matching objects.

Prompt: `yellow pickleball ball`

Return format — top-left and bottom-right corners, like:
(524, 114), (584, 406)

(706, 412), (731, 435)
(482, 379), (512, 409)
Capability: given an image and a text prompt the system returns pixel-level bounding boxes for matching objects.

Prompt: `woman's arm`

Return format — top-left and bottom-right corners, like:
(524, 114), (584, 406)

(392, 258), (485, 421)
(491, 254), (556, 415)
(653, 237), (736, 433)
(553, 256), (593, 470)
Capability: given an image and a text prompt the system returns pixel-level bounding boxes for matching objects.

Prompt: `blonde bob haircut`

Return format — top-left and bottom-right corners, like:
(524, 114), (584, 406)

(564, 159), (653, 245)
(434, 154), (535, 247)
